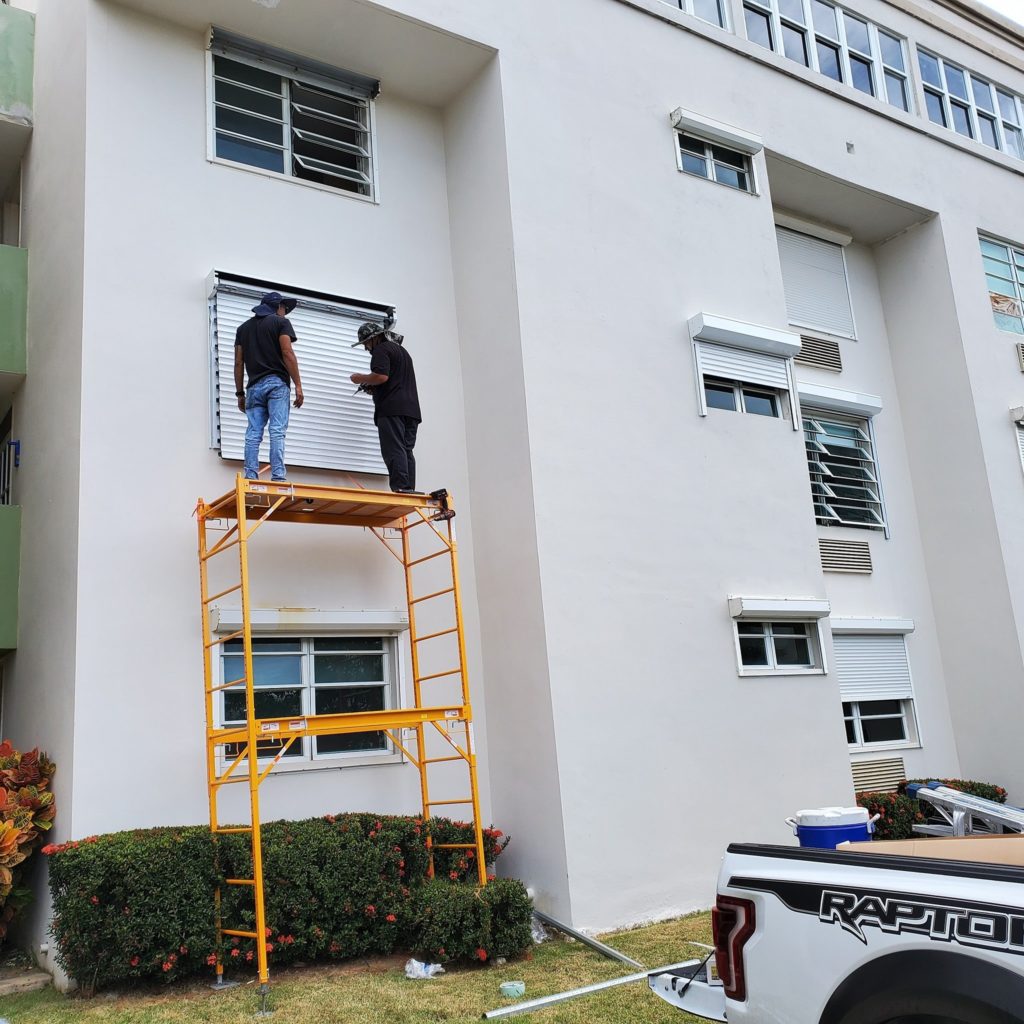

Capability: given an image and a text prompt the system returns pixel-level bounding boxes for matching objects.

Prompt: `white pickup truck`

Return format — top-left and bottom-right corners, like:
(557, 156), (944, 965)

(650, 835), (1024, 1024)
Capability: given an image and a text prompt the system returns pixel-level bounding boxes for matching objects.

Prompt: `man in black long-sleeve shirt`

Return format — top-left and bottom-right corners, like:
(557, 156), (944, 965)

(350, 321), (421, 492)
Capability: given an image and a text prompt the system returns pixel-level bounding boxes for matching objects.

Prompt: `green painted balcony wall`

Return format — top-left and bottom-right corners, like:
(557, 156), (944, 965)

(0, 4), (33, 123)
(0, 504), (20, 652)
(0, 245), (26, 383)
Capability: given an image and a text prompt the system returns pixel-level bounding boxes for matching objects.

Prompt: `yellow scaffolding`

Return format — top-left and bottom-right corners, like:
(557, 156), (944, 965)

(196, 475), (487, 996)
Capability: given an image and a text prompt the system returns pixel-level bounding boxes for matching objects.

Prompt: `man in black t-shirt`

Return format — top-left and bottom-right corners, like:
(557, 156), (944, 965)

(350, 321), (421, 492)
(234, 291), (304, 481)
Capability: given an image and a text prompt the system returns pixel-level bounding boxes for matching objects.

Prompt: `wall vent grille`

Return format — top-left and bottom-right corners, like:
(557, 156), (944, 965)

(1016, 343), (1024, 372)
(795, 335), (843, 372)
(851, 757), (906, 794)
(819, 537), (872, 573)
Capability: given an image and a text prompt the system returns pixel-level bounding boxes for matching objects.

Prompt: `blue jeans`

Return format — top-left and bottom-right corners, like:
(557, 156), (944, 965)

(244, 375), (291, 481)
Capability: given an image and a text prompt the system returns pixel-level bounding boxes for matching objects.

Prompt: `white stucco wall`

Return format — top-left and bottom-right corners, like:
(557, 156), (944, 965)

(11, 0), (1024, 951)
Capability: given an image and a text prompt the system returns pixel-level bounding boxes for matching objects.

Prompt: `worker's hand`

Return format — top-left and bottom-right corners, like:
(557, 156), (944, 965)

(349, 373), (361, 384)
(294, 388), (304, 408)
(237, 396), (246, 413)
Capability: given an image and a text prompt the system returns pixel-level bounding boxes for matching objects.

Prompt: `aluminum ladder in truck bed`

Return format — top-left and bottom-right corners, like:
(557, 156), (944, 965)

(909, 783), (1024, 836)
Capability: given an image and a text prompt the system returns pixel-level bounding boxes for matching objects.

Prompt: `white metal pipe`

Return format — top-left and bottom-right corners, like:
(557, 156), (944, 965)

(481, 960), (698, 1020)
(531, 910), (644, 969)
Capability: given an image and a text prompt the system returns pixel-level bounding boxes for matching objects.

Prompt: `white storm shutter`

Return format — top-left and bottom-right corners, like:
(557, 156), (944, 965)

(833, 634), (913, 702)
(696, 341), (790, 389)
(776, 227), (856, 339)
(211, 277), (388, 475)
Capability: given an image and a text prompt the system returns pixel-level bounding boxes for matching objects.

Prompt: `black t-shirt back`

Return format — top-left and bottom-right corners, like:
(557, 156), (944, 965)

(235, 314), (297, 388)
(369, 339), (421, 423)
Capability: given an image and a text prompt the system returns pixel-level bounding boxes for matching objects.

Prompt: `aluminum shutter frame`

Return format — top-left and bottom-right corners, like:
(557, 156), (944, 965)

(213, 284), (388, 475)
(776, 227), (856, 339)
(833, 634), (914, 702)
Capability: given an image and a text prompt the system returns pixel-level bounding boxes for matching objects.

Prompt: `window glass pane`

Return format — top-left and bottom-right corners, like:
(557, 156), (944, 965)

(850, 56), (874, 96)
(215, 80), (285, 119)
(994, 311), (1024, 334)
(316, 730), (388, 754)
(313, 637), (384, 651)
(223, 654), (302, 687)
(1005, 126), (1024, 159)
(832, 504), (883, 525)
(924, 90), (947, 127)
(314, 654), (385, 683)
(981, 238), (1010, 260)
(782, 23), (810, 65)
(682, 153), (709, 177)
(860, 699), (902, 715)
(769, 623), (809, 636)
(215, 107), (285, 146)
(773, 635), (813, 666)
(918, 51), (942, 89)
(998, 90), (1020, 125)
(951, 102), (973, 137)
(744, 6), (774, 49)
(972, 77), (995, 113)
(944, 64), (969, 101)
(844, 15), (870, 54)
(844, 719), (857, 743)
(986, 274), (1017, 298)
(842, 702), (854, 715)
(737, 622), (766, 635)
(811, 0), (838, 38)
(216, 134), (285, 173)
(979, 115), (999, 149)
(711, 146), (746, 168)
(224, 687), (302, 722)
(214, 55), (282, 94)
(315, 685), (388, 754)
(713, 163), (750, 191)
(692, 0), (725, 26)
(816, 41), (842, 82)
(879, 32), (904, 71)
(225, 638), (302, 653)
(861, 716), (906, 744)
(679, 135), (708, 158)
(884, 73), (909, 111)
(705, 381), (737, 411)
(739, 636), (770, 666)
(741, 389), (778, 417)
(779, 0), (805, 22)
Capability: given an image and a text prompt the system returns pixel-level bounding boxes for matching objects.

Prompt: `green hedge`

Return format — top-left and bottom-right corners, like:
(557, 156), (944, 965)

(46, 814), (524, 991)
(857, 777), (1008, 841)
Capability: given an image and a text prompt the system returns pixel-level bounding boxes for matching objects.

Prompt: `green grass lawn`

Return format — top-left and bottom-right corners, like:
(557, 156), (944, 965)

(0, 912), (713, 1023)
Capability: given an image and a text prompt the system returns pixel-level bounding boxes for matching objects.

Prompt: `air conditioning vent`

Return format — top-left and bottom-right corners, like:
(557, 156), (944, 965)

(819, 538), (872, 573)
(795, 335), (843, 372)
(851, 757), (906, 794)
(1016, 343), (1024, 372)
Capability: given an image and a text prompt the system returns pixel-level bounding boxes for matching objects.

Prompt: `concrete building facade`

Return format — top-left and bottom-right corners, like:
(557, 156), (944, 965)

(2, 0), (1024, 967)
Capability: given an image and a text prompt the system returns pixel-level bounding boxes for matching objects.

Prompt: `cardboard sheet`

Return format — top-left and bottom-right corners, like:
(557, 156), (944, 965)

(840, 833), (1024, 866)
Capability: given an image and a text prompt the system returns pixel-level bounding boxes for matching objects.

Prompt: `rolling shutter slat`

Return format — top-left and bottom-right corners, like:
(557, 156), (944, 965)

(213, 284), (388, 475)
(834, 634), (913, 702)
(777, 227), (855, 339)
(698, 341), (789, 389)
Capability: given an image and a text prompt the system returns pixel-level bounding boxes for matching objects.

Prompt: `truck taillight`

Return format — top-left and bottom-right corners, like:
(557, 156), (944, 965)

(713, 894), (756, 1002)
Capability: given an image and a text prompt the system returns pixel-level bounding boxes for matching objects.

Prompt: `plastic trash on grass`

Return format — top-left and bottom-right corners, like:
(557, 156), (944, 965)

(530, 915), (549, 944)
(405, 958), (445, 980)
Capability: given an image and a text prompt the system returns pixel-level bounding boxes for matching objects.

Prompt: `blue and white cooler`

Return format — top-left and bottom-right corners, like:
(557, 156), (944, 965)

(786, 806), (878, 849)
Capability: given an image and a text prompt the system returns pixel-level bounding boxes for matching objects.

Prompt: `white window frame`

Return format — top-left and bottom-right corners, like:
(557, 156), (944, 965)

(659, 0), (729, 28)
(733, 619), (826, 676)
(675, 132), (757, 193)
(917, 48), (1024, 159)
(980, 236), (1024, 334)
(205, 44), (380, 204)
(803, 408), (888, 532)
(843, 697), (919, 750)
(741, 0), (911, 111)
(214, 631), (406, 772)
(703, 376), (781, 417)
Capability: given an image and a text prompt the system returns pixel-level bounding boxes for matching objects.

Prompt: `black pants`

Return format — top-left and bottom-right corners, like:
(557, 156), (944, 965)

(377, 415), (418, 491)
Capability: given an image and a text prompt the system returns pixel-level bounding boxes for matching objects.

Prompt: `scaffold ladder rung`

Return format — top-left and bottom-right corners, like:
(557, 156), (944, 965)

(433, 843), (476, 849)
(223, 929), (259, 939)
(214, 826), (253, 834)
(426, 798), (474, 807)
(410, 586), (455, 605)
(414, 627), (458, 643)
(205, 629), (244, 648)
(226, 878), (256, 886)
